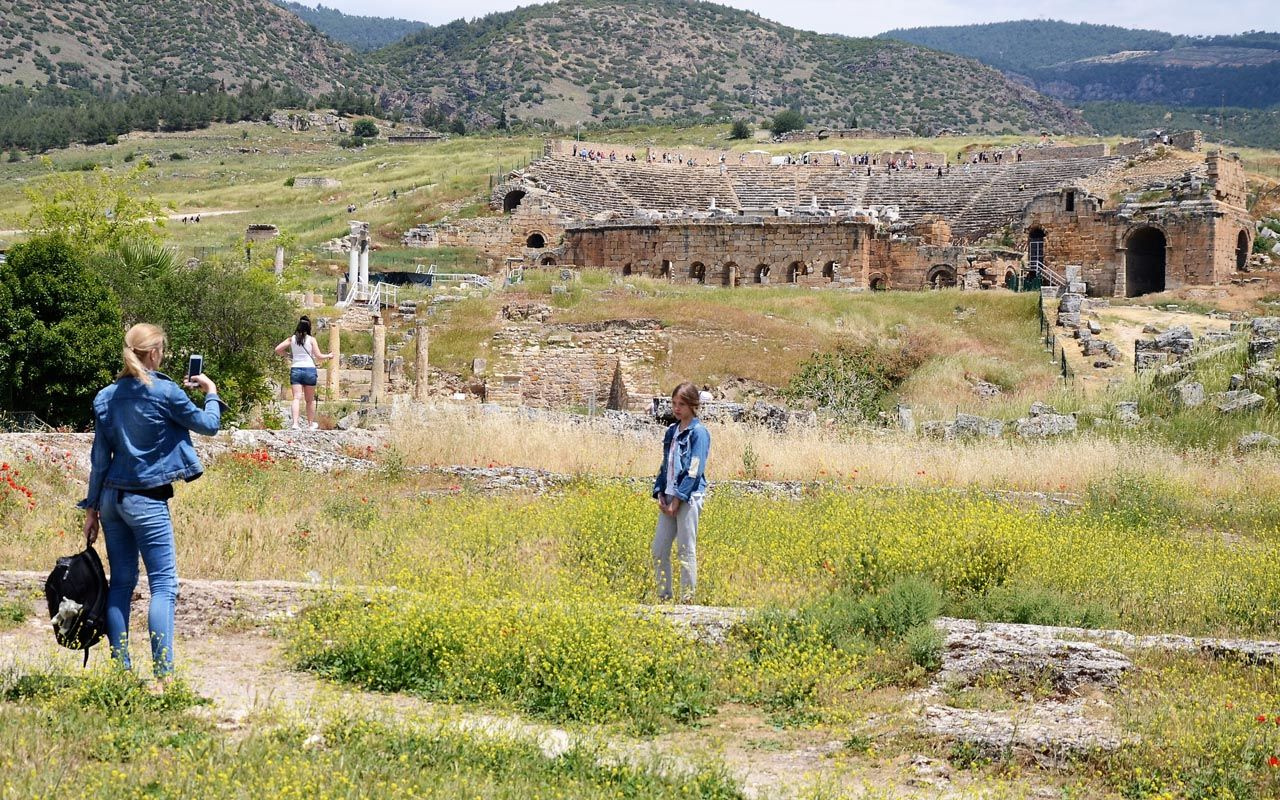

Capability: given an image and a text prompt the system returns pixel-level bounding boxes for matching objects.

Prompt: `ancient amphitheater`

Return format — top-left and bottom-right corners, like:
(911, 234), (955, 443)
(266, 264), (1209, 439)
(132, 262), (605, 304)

(406, 135), (1254, 297)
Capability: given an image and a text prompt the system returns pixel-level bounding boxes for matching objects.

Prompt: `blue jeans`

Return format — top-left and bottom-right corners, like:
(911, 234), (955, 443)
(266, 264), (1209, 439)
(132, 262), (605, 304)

(101, 491), (179, 677)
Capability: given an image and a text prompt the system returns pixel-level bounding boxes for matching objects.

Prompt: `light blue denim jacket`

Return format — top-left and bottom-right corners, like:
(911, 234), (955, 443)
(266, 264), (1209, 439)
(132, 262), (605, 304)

(652, 418), (710, 501)
(78, 372), (223, 510)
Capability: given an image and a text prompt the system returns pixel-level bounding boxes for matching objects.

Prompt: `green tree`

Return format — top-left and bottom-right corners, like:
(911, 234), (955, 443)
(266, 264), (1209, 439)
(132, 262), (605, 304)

(96, 243), (293, 420)
(768, 110), (806, 136)
(0, 235), (123, 429)
(23, 162), (163, 254)
(729, 119), (752, 140)
(352, 118), (379, 138)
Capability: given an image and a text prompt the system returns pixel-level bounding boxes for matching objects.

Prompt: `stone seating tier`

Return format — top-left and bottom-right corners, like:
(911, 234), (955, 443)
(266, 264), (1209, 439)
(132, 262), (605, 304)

(520, 154), (1122, 241)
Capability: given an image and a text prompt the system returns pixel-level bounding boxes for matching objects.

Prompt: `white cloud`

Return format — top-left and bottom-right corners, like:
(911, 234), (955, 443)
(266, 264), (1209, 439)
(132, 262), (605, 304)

(314, 0), (1271, 37)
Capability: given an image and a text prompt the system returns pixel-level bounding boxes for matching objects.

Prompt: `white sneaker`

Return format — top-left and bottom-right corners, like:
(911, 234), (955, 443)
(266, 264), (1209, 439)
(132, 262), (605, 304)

(291, 420), (302, 430)
(308, 422), (319, 431)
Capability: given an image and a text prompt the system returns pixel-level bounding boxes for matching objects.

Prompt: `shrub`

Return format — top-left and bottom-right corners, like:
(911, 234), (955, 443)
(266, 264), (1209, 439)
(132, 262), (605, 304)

(728, 119), (751, 140)
(768, 109), (805, 136)
(291, 586), (714, 732)
(783, 338), (926, 422)
(903, 623), (944, 671)
(954, 584), (1115, 628)
(351, 118), (378, 138)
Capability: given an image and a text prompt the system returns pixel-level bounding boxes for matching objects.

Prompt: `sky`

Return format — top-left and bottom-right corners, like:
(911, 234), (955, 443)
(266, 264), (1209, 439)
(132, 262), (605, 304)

(314, 0), (1269, 37)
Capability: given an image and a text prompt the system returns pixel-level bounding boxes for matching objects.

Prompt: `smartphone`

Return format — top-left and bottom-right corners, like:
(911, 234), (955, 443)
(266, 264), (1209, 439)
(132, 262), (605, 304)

(187, 354), (203, 378)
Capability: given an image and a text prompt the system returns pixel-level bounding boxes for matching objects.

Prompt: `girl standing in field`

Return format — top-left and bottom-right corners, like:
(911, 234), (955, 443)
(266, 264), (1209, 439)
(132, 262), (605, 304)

(651, 382), (711, 603)
(274, 315), (332, 430)
(81, 323), (223, 689)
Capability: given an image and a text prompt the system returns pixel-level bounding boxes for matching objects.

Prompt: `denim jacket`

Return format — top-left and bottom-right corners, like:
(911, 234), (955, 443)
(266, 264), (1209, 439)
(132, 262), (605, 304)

(652, 418), (710, 501)
(78, 372), (223, 510)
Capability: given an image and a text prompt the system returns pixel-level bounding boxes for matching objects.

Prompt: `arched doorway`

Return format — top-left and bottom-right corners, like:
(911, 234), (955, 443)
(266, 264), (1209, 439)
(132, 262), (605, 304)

(690, 262), (706, 284)
(1125, 227), (1166, 297)
(755, 264), (771, 284)
(525, 231), (546, 248)
(1004, 268), (1018, 291)
(787, 261), (804, 283)
(1237, 230), (1250, 270)
(869, 274), (887, 291)
(721, 262), (739, 287)
(540, 256), (557, 266)
(823, 261), (838, 281)
(927, 265), (956, 289)
(660, 260), (672, 279)
(622, 263), (632, 277)
(503, 190), (526, 212)
(1027, 227), (1046, 273)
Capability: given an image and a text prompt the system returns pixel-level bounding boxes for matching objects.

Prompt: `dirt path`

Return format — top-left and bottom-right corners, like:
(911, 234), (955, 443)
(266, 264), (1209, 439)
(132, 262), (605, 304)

(1, 573), (1056, 799)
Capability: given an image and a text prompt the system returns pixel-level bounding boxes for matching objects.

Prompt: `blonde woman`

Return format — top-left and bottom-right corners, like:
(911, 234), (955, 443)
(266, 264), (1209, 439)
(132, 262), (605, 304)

(651, 382), (711, 603)
(80, 324), (222, 689)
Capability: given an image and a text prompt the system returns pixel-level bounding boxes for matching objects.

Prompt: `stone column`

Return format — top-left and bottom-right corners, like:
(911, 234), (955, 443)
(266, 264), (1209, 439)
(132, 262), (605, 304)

(274, 245), (285, 278)
(359, 243), (370, 286)
(347, 242), (359, 290)
(327, 321), (341, 399)
(413, 325), (429, 402)
(371, 317), (385, 403)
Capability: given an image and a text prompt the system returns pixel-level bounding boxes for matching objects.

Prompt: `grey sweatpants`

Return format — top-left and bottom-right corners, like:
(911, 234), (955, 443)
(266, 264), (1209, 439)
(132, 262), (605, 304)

(651, 493), (704, 601)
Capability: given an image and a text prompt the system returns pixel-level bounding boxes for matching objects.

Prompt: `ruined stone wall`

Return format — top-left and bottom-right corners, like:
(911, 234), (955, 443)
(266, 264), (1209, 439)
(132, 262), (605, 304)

(1022, 187), (1251, 295)
(1113, 140), (1149, 158)
(1170, 131), (1203, 152)
(402, 203), (567, 262)
(565, 218), (875, 287)
(1207, 153), (1248, 208)
(1015, 144), (1109, 161)
(485, 321), (666, 408)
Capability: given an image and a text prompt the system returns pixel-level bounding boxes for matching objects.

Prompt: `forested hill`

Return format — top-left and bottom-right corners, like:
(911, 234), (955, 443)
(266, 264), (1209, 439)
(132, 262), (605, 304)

(0, 0), (379, 94)
(879, 20), (1179, 73)
(274, 1), (427, 51)
(881, 21), (1280, 108)
(370, 0), (1088, 133)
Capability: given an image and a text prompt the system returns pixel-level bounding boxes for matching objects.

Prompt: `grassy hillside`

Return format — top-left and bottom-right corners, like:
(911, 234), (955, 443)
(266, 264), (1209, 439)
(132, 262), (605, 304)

(0, 0), (376, 94)
(371, 0), (1089, 134)
(274, 1), (427, 51)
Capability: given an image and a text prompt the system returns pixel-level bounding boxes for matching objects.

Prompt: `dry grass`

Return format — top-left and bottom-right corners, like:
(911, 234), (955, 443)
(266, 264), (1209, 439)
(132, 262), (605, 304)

(388, 404), (1280, 496)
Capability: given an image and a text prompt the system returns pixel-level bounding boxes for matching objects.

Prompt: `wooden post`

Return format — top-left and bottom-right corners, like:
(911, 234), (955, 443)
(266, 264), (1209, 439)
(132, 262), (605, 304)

(371, 317), (386, 403)
(327, 321), (341, 399)
(413, 325), (429, 402)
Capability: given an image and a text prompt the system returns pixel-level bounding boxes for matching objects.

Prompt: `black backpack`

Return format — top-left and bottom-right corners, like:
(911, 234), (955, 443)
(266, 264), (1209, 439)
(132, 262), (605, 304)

(44, 546), (109, 666)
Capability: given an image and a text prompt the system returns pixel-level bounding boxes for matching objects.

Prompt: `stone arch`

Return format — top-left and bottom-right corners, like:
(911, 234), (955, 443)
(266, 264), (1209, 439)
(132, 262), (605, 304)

(690, 261), (706, 284)
(754, 264), (771, 284)
(525, 231), (547, 249)
(868, 272), (887, 291)
(1125, 226), (1167, 297)
(1237, 230), (1251, 271)
(503, 190), (526, 213)
(927, 264), (956, 289)
(622, 263), (633, 277)
(787, 260), (805, 283)
(540, 255), (557, 266)
(660, 260), (672, 279)
(1004, 268), (1019, 291)
(721, 262), (740, 287)
(822, 260), (838, 281)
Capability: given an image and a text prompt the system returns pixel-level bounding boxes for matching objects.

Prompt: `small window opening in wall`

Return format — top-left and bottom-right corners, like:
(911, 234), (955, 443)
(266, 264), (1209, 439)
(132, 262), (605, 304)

(1065, 191), (1075, 212)
(526, 232), (546, 249)
(660, 260), (672, 279)
(622, 263), (632, 276)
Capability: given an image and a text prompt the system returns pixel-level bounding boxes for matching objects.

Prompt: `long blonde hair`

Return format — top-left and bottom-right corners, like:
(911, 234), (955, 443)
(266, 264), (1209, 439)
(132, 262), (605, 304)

(119, 323), (167, 386)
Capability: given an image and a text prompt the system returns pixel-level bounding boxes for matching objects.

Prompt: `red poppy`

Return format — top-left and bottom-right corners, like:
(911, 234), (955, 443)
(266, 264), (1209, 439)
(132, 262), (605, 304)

(1270, 755), (1279, 768)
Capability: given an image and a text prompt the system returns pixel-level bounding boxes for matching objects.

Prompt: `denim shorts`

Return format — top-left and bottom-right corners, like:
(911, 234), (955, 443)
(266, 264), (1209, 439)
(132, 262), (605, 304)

(290, 367), (318, 386)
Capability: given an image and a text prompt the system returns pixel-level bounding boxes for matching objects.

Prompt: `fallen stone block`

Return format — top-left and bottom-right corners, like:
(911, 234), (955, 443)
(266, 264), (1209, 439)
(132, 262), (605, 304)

(1170, 381), (1205, 409)
(1214, 390), (1265, 414)
(1237, 431), (1280, 452)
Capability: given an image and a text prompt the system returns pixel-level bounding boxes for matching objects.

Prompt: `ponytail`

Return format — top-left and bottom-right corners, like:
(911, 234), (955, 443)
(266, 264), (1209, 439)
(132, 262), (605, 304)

(118, 323), (167, 386)
(294, 315), (311, 346)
